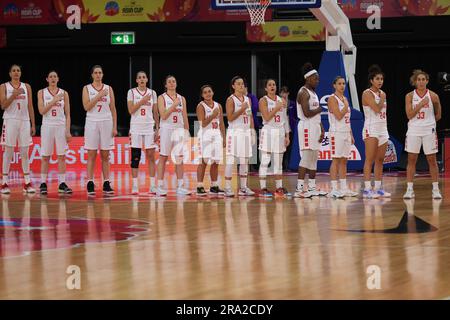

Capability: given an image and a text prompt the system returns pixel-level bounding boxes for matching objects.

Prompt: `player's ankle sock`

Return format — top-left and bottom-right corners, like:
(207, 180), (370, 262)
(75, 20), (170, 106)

(331, 180), (338, 191)
(58, 174), (65, 184)
(240, 177), (247, 189)
(41, 173), (48, 183)
(364, 181), (372, 190)
(432, 182), (439, 191)
(260, 179), (266, 189)
(309, 179), (316, 189)
(24, 174), (31, 184)
(211, 180), (218, 187)
(177, 179), (184, 188)
(407, 182), (413, 190)
(197, 182), (203, 188)
(297, 179), (304, 190)
(276, 180), (283, 189)
(339, 179), (347, 191)
(374, 180), (382, 190)
(149, 177), (155, 187)
(225, 179), (232, 189)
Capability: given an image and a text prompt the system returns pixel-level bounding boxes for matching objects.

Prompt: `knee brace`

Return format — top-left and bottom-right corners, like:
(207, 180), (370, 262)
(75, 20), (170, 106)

(131, 148), (141, 169)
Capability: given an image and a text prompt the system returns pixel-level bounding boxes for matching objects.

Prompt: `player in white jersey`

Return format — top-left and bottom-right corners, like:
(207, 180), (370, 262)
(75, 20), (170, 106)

(258, 79), (291, 198)
(195, 85), (226, 196)
(224, 76), (256, 197)
(294, 63), (327, 198)
(156, 75), (191, 196)
(82, 65), (117, 196)
(127, 71), (159, 195)
(327, 76), (358, 198)
(0, 64), (36, 194)
(38, 71), (72, 195)
(361, 65), (391, 199)
(403, 70), (442, 199)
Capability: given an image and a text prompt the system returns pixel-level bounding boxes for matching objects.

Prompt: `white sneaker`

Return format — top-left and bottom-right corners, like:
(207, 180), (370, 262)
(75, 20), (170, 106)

(238, 187), (255, 196)
(224, 188), (235, 197)
(23, 183), (36, 194)
(131, 185), (139, 195)
(328, 190), (344, 198)
(176, 187), (191, 195)
(375, 189), (391, 198)
(432, 189), (442, 199)
(156, 186), (167, 196)
(363, 189), (379, 199)
(149, 186), (157, 194)
(293, 189), (312, 198)
(403, 189), (415, 199)
(308, 187), (328, 197)
(341, 189), (359, 197)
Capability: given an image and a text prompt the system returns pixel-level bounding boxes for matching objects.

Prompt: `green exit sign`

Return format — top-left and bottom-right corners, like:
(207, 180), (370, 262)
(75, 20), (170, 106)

(111, 32), (135, 45)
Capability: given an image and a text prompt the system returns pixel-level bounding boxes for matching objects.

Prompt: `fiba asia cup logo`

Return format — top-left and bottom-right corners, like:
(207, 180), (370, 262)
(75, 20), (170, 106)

(105, 1), (120, 16)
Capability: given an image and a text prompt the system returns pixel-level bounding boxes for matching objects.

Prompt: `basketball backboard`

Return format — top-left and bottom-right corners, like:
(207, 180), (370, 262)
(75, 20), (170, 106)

(211, 0), (322, 10)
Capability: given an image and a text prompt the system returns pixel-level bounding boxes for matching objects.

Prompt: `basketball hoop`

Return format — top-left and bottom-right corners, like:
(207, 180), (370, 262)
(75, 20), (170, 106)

(244, 0), (271, 26)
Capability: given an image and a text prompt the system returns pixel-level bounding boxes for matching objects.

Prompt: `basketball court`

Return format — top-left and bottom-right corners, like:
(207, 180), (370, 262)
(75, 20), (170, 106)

(0, 0), (450, 301)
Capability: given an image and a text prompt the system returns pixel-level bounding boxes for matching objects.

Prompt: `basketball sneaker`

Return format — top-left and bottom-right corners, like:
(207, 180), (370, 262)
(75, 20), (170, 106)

(403, 189), (415, 199)
(375, 189), (391, 198)
(308, 187), (328, 197)
(156, 186), (167, 196)
(103, 181), (114, 194)
(432, 189), (442, 199)
(238, 187), (255, 196)
(176, 187), (192, 195)
(1, 183), (11, 194)
(293, 188), (312, 198)
(58, 182), (72, 194)
(259, 188), (273, 198)
(196, 186), (208, 196)
(328, 190), (344, 198)
(363, 189), (379, 199)
(149, 186), (157, 195)
(275, 187), (292, 197)
(209, 186), (225, 195)
(23, 183), (36, 194)
(341, 189), (359, 197)
(87, 181), (95, 195)
(39, 183), (48, 195)
(224, 187), (234, 197)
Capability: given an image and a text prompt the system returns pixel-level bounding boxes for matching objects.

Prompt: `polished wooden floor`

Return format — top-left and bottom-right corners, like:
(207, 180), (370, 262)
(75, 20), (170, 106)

(0, 170), (449, 299)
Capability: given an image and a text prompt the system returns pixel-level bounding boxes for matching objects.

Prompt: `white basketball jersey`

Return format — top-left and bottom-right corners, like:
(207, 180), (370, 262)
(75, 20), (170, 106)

(362, 89), (387, 132)
(160, 93), (184, 128)
(86, 84), (112, 121)
(128, 88), (156, 133)
(328, 94), (351, 133)
(228, 95), (251, 129)
(262, 95), (287, 129)
(296, 86), (321, 126)
(407, 90), (436, 136)
(2, 82), (29, 121)
(42, 88), (66, 126)
(200, 101), (221, 132)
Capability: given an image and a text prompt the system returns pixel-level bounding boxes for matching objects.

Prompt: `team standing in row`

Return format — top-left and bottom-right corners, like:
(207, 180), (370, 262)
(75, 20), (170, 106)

(0, 63), (443, 199)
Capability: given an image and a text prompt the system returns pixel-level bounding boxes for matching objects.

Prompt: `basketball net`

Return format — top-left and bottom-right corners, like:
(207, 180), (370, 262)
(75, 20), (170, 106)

(244, 0), (271, 26)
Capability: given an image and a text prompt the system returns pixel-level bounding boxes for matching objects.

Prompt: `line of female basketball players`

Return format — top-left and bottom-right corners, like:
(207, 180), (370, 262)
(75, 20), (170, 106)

(0, 63), (443, 199)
